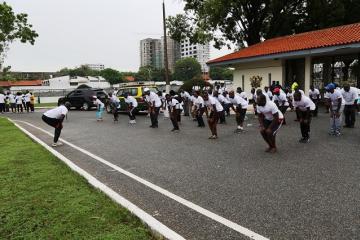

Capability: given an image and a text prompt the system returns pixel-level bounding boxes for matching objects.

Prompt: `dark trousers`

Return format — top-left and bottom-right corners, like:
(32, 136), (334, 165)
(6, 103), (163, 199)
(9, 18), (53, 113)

(150, 107), (160, 127)
(224, 103), (231, 116)
(17, 104), (23, 113)
(344, 105), (356, 127)
(236, 108), (246, 126)
(196, 108), (205, 127)
(42, 115), (62, 143)
(299, 111), (312, 138)
(0, 103), (5, 113)
(170, 111), (180, 130)
(279, 105), (288, 124)
(128, 107), (139, 120)
(183, 100), (189, 116)
(219, 109), (226, 123)
(26, 102), (31, 112)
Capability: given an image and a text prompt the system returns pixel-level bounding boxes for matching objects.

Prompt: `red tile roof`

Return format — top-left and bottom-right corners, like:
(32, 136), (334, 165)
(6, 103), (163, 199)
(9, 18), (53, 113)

(0, 80), (43, 87)
(208, 23), (360, 64)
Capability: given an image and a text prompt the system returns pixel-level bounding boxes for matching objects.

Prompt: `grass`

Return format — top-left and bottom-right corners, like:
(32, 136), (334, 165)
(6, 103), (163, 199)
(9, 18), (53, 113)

(0, 118), (155, 240)
(35, 102), (58, 108)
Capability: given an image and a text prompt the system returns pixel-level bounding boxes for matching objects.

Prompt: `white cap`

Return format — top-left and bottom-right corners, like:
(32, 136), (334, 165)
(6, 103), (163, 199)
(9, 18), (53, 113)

(144, 87), (150, 92)
(92, 95), (97, 99)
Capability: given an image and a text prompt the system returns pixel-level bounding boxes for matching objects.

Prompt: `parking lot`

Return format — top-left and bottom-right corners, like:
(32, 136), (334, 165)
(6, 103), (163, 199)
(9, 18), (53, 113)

(7, 109), (360, 240)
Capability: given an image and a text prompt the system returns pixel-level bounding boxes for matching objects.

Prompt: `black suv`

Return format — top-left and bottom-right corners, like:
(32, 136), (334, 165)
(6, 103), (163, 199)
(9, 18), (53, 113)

(58, 88), (108, 110)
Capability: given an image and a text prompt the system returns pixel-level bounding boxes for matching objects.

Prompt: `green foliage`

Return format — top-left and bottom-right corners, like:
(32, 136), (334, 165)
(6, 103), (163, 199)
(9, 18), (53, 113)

(135, 66), (170, 82)
(173, 57), (202, 81)
(180, 77), (211, 93)
(167, 0), (360, 48)
(100, 68), (123, 85)
(209, 67), (233, 80)
(0, 2), (38, 67)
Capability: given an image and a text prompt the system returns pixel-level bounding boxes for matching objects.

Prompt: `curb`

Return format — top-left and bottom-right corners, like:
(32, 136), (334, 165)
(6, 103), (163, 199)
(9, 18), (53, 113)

(7, 118), (186, 240)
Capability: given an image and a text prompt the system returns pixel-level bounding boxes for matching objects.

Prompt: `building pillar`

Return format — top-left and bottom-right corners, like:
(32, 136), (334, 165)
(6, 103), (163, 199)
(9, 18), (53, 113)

(304, 56), (312, 95)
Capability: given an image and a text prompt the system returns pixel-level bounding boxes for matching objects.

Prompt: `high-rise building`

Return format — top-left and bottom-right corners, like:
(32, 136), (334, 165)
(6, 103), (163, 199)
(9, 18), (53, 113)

(161, 36), (181, 73)
(180, 39), (210, 73)
(140, 38), (162, 69)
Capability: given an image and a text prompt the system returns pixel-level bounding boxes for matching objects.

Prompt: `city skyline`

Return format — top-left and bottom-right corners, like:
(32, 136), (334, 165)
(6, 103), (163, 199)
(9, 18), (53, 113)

(3, 0), (232, 72)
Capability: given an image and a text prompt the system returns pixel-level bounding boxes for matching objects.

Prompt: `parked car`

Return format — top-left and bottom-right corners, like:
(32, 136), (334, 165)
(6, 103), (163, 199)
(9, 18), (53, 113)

(58, 88), (108, 110)
(106, 85), (158, 113)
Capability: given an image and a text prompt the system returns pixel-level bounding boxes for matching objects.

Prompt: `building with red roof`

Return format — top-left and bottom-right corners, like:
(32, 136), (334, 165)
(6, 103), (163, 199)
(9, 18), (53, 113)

(0, 80), (42, 88)
(208, 23), (360, 94)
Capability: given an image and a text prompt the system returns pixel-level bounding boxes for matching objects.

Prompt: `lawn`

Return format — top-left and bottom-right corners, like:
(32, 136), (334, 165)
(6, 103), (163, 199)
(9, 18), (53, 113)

(0, 118), (155, 240)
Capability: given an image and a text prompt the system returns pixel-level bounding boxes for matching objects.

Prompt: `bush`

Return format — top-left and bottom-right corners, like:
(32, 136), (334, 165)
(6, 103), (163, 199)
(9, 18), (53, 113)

(179, 77), (212, 93)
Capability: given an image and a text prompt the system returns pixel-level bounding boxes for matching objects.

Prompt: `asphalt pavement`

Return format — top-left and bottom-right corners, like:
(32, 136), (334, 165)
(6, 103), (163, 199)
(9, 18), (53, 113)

(5, 108), (360, 240)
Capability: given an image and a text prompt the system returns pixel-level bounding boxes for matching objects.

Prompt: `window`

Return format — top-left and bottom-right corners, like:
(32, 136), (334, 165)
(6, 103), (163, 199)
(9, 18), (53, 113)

(130, 88), (138, 96)
(70, 82), (78, 86)
(117, 89), (124, 97)
(194, 55), (197, 59)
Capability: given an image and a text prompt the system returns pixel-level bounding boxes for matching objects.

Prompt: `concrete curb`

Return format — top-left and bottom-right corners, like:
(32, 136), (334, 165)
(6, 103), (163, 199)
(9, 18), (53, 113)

(7, 118), (186, 240)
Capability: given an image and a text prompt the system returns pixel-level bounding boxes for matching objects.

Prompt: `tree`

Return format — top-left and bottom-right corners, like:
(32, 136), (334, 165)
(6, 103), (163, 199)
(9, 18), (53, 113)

(136, 66), (154, 81)
(100, 68), (123, 85)
(167, 0), (360, 48)
(0, 2), (38, 68)
(209, 67), (233, 80)
(173, 57), (202, 81)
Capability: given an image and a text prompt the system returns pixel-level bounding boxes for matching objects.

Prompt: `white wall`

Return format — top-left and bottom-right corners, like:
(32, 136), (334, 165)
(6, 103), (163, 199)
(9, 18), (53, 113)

(232, 60), (283, 97)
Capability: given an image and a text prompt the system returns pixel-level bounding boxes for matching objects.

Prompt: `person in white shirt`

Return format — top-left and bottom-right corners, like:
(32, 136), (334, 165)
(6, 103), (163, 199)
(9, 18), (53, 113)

(273, 88), (289, 124)
(144, 88), (162, 128)
(8, 92), (16, 113)
(236, 87), (248, 101)
(256, 94), (284, 153)
(42, 102), (70, 147)
(124, 92), (138, 124)
(323, 91), (331, 113)
(309, 86), (320, 117)
(222, 91), (232, 116)
(193, 91), (205, 127)
(15, 92), (23, 113)
(24, 90), (31, 113)
(325, 83), (345, 136)
(0, 91), (5, 114)
(264, 86), (273, 100)
(108, 92), (120, 122)
(92, 96), (105, 121)
(213, 91), (226, 124)
(341, 84), (358, 128)
(165, 94), (180, 132)
(293, 92), (316, 143)
(203, 92), (224, 139)
(180, 90), (191, 116)
(229, 91), (248, 133)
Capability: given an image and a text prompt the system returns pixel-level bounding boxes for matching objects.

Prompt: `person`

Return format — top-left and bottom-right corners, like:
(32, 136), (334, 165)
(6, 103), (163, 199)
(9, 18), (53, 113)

(293, 92), (316, 143)
(309, 86), (320, 117)
(0, 91), (5, 114)
(193, 91), (205, 127)
(15, 92), (23, 113)
(8, 92), (16, 113)
(236, 87), (248, 101)
(229, 90), (248, 133)
(124, 92), (138, 124)
(341, 84), (358, 128)
(42, 102), (69, 147)
(222, 91), (232, 117)
(203, 92), (224, 139)
(251, 88), (257, 116)
(190, 92), (197, 121)
(285, 88), (294, 111)
(93, 96), (105, 121)
(273, 87), (289, 124)
(5, 92), (10, 112)
(323, 91), (331, 113)
(144, 87), (162, 128)
(256, 94), (284, 153)
(325, 83), (344, 136)
(30, 92), (35, 112)
(165, 94), (180, 132)
(109, 92), (120, 122)
(264, 86), (273, 100)
(24, 90), (31, 113)
(213, 91), (226, 124)
(180, 89), (191, 116)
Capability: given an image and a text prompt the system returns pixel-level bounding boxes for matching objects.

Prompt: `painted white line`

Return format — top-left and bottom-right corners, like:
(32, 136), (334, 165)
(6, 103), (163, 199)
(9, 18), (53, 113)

(8, 118), (185, 240)
(14, 119), (270, 240)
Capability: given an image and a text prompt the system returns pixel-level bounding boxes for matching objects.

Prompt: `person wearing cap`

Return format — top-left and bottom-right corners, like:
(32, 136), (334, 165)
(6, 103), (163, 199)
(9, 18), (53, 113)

(229, 90), (248, 133)
(341, 83), (358, 128)
(92, 96), (105, 121)
(193, 91), (205, 127)
(325, 83), (344, 136)
(203, 92), (223, 139)
(144, 87), (162, 128)
(124, 92), (138, 124)
(273, 87), (289, 125)
(293, 91), (316, 143)
(180, 89), (191, 116)
(309, 86), (320, 117)
(256, 93), (284, 153)
(165, 94), (180, 132)
(213, 91), (226, 124)
(108, 92), (120, 122)
(42, 102), (70, 147)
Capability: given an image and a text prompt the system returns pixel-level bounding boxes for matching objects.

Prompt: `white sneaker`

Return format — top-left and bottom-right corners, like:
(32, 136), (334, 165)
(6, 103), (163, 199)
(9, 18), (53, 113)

(52, 142), (63, 147)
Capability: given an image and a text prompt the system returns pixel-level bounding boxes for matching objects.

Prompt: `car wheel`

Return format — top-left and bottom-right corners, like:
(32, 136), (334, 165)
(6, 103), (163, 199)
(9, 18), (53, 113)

(83, 102), (90, 111)
(106, 104), (112, 113)
(65, 101), (71, 109)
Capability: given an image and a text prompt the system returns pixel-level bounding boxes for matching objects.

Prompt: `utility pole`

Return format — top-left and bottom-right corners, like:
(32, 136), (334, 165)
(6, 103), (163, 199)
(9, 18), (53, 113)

(162, 0), (170, 93)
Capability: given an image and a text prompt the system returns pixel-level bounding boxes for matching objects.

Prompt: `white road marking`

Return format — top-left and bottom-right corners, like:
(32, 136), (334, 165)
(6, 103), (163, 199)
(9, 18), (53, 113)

(13, 119), (270, 240)
(8, 118), (185, 240)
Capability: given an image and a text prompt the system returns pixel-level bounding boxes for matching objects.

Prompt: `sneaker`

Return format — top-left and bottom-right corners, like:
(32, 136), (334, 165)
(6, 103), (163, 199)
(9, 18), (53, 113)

(334, 131), (341, 137)
(52, 142), (63, 147)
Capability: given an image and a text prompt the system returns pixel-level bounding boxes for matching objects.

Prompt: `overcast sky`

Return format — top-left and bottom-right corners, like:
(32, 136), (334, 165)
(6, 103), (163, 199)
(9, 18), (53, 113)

(4, 0), (232, 72)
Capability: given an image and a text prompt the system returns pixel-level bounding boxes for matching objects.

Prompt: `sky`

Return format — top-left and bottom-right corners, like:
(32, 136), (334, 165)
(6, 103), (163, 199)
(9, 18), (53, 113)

(4, 0), (233, 72)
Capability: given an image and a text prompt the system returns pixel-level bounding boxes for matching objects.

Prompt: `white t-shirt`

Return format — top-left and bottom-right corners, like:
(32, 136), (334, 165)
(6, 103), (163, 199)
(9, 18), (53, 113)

(94, 99), (104, 108)
(125, 95), (138, 107)
(44, 105), (68, 119)
(239, 92), (248, 100)
(146, 92), (162, 108)
(257, 100), (284, 120)
(110, 95), (120, 104)
(293, 95), (316, 111)
(25, 93), (31, 102)
(15, 95), (23, 104)
(180, 91), (191, 100)
(9, 94), (15, 104)
(217, 94), (226, 104)
(309, 89), (320, 99)
(273, 92), (289, 106)
(328, 89), (345, 107)
(205, 96), (224, 112)
(194, 96), (205, 108)
(341, 87), (358, 105)
(230, 95), (248, 109)
(0, 94), (5, 104)
(265, 90), (273, 99)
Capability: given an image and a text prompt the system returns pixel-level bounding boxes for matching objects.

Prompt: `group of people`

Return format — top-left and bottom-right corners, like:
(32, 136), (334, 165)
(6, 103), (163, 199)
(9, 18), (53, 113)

(0, 90), (36, 114)
(40, 82), (359, 152)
